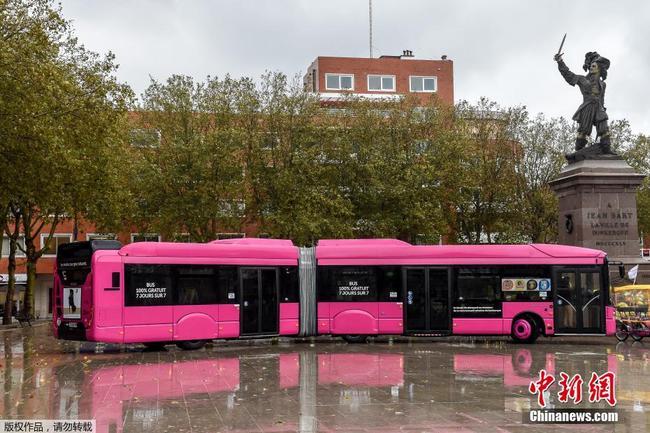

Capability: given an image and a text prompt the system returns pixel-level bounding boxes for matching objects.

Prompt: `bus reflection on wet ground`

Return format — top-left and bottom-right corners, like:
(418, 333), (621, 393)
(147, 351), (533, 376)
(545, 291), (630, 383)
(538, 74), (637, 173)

(1, 326), (649, 432)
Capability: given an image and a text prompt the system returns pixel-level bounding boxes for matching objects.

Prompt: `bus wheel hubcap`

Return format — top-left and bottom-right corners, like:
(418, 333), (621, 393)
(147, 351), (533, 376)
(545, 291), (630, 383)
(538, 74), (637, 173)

(514, 320), (531, 339)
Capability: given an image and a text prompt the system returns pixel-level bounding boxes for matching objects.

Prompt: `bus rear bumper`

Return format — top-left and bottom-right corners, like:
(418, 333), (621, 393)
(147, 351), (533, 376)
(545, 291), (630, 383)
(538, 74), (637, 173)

(57, 322), (87, 341)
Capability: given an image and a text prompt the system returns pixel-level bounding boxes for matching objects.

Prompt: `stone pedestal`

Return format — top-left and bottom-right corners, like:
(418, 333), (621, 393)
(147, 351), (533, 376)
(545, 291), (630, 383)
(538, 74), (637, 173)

(549, 158), (646, 271)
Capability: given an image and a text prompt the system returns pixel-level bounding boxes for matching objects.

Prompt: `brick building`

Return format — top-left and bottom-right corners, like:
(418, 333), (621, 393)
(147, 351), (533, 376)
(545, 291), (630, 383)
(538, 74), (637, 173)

(303, 51), (454, 105)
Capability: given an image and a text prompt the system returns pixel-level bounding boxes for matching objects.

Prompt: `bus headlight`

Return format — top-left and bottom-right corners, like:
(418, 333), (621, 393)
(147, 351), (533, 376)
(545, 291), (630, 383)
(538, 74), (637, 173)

(56, 318), (61, 327)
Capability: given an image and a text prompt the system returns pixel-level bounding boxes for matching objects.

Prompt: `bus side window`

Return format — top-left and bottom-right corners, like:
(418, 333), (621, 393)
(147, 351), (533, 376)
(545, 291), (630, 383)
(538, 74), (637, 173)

(217, 266), (239, 304)
(318, 267), (377, 302)
(175, 266), (218, 305)
(456, 268), (501, 302)
(280, 267), (299, 302)
(124, 264), (173, 307)
(500, 266), (552, 302)
(377, 267), (402, 301)
(454, 267), (502, 317)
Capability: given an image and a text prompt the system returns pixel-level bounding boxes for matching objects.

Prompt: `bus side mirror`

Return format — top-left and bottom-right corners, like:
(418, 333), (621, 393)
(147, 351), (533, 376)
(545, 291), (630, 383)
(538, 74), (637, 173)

(619, 265), (625, 279)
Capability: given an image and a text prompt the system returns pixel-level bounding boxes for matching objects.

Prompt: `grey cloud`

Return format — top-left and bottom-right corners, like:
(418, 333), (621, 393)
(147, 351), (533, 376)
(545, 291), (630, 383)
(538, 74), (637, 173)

(62, 0), (650, 133)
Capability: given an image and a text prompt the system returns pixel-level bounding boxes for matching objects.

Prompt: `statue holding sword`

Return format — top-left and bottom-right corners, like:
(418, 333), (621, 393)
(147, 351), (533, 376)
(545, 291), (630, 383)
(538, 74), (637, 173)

(553, 34), (614, 160)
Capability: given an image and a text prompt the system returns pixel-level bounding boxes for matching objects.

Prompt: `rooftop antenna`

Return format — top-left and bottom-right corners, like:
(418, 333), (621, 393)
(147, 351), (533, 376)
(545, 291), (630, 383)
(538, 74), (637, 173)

(369, 0), (373, 58)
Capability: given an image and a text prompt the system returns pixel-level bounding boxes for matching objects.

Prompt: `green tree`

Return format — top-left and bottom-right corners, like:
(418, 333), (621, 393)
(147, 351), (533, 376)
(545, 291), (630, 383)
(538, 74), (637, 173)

(0, 0), (132, 318)
(511, 114), (572, 243)
(331, 95), (465, 243)
(250, 73), (354, 244)
(129, 74), (250, 241)
(453, 99), (522, 243)
(622, 134), (650, 242)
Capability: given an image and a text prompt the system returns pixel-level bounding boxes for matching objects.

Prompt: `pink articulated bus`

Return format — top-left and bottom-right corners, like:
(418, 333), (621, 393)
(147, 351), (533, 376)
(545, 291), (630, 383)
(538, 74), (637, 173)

(53, 238), (300, 349)
(53, 238), (615, 348)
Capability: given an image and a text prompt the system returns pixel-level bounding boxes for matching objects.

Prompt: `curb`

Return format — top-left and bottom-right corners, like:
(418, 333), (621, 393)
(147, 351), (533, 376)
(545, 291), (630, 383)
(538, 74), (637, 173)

(0, 320), (49, 332)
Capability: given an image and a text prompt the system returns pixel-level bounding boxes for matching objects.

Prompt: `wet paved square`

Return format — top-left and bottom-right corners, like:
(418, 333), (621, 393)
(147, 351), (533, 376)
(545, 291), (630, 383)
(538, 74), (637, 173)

(1, 324), (649, 432)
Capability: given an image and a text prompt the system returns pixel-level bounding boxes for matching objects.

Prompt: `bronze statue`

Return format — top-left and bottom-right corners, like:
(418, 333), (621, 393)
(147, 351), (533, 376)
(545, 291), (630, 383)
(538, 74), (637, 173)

(554, 48), (614, 160)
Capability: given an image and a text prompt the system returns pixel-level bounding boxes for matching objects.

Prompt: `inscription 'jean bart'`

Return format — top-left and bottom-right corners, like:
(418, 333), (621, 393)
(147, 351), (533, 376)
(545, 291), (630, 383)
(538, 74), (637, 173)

(585, 209), (634, 238)
(587, 212), (634, 219)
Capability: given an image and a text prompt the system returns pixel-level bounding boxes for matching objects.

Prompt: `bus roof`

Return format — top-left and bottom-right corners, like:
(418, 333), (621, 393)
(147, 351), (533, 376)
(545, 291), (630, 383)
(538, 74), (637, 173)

(316, 240), (606, 265)
(118, 239), (298, 260)
(209, 238), (295, 247)
(318, 239), (411, 247)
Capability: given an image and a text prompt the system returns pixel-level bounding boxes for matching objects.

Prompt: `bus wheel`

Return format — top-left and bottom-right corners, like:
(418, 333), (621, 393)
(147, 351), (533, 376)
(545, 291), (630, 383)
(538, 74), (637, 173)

(143, 342), (167, 350)
(342, 335), (368, 344)
(511, 317), (538, 344)
(176, 340), (207, 350)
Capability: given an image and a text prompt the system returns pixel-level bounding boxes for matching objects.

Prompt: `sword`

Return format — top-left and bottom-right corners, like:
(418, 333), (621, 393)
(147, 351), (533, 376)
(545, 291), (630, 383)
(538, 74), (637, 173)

(556, 33), (566, 59)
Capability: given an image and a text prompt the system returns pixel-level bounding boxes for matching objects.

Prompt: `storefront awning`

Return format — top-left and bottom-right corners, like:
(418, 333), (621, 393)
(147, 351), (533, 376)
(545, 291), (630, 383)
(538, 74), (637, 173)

(0, 274), (28, 284)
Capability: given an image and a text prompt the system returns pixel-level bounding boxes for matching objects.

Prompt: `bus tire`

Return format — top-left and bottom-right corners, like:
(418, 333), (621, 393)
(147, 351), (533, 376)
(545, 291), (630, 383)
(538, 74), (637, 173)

(342, 335), (368, 344)
(176, 340), (207, 350)
(143, 342), (167, 350)
(511, 317), (538, 344)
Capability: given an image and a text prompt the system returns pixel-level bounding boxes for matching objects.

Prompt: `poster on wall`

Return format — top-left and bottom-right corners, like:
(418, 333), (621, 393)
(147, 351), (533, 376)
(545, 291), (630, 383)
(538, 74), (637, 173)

(63, 287), (81, 318)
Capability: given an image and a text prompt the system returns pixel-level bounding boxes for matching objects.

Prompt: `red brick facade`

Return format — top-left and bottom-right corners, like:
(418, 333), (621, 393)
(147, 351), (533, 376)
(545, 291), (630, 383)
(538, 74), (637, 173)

(304, 55), (454, 105)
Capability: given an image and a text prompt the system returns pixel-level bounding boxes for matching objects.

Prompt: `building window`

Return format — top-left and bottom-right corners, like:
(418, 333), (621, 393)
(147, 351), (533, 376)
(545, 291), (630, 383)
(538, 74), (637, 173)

(216, 233), (245, 240)
(1, 236), (26, 257)
(130, 128), (161, 147)
(87, 233), (117, 241)
(41, 234), (73, 256)
(130, 233), (161, 243)
(172, 233), (192, 243)
(325, 73), (354, 91)
(367, 75), (395, 92)
(409, 76), (437, 93)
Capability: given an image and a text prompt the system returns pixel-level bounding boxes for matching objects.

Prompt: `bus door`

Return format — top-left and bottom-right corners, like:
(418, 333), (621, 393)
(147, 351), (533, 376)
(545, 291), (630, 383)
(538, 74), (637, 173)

(404, 267), (451, 333)
(554, 267), (604, 334)
(240, 268), (279, 336)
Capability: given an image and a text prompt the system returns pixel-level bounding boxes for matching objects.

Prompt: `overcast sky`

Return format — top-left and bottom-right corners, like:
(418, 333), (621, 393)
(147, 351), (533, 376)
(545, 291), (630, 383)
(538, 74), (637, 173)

(61, 0), (650, 133)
